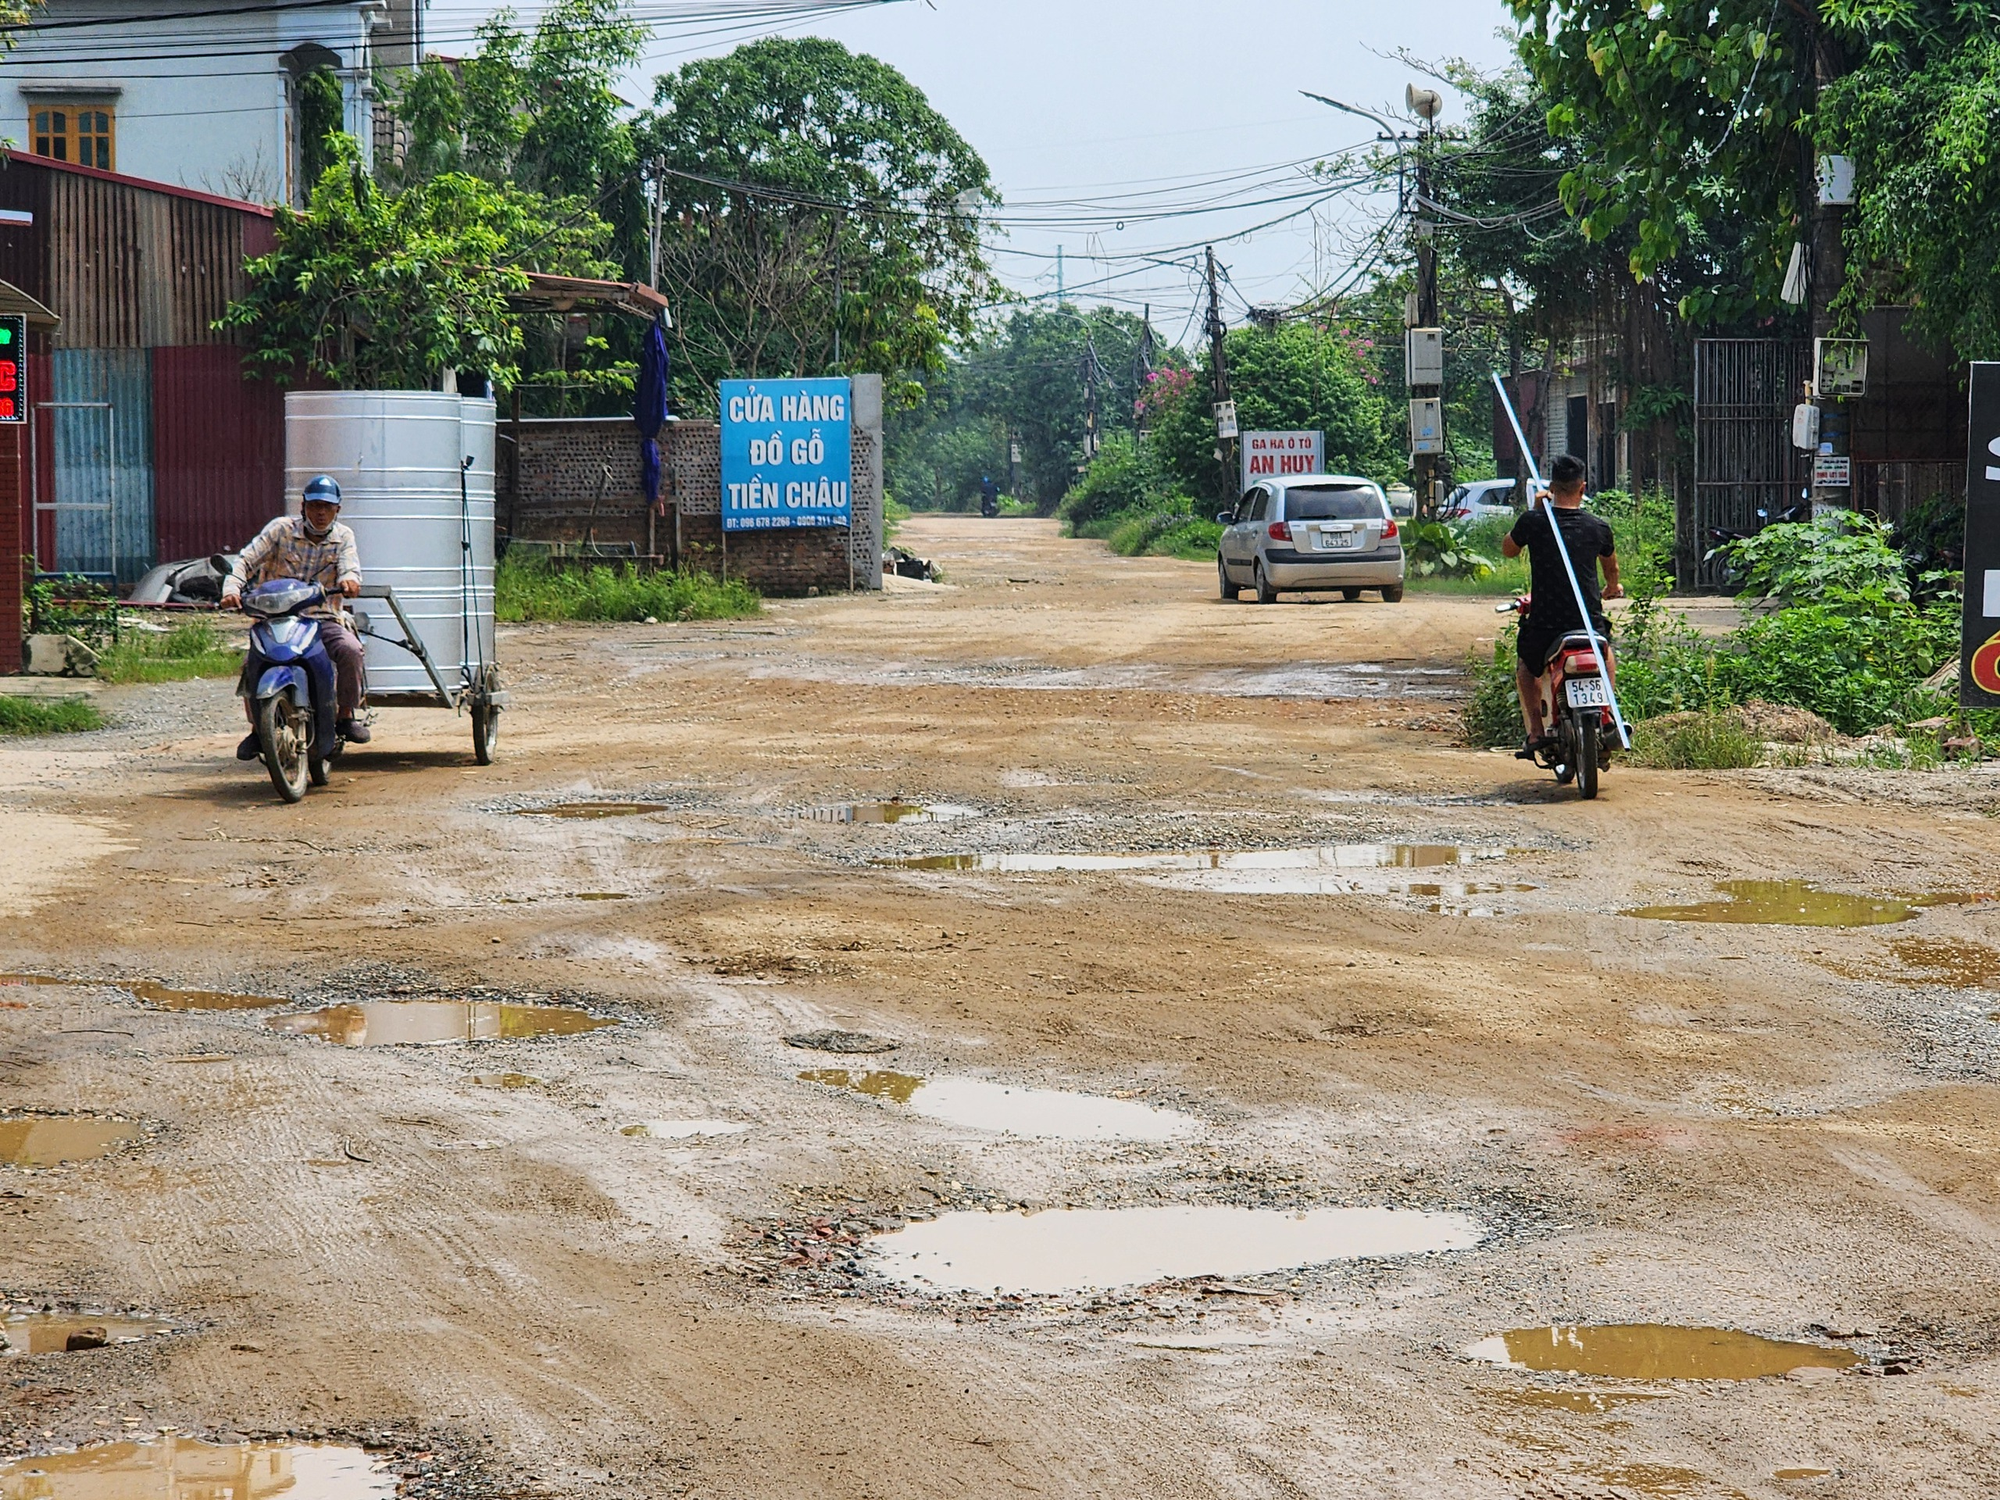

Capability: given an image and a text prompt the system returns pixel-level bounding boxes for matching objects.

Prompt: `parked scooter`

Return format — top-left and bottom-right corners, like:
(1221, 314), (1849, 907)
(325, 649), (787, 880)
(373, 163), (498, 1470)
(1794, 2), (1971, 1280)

(232, 572), (347, 803)
(1701, 499), (1813, 587)
(1499, 594), (1616, 800)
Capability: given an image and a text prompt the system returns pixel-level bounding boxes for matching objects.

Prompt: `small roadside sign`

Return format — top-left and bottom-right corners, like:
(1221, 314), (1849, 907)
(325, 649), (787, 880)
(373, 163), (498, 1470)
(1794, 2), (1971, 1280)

(1962, 363), (2000, 705)
(1240, 430), (1323, 493)
(1811, 454), (1850, 488)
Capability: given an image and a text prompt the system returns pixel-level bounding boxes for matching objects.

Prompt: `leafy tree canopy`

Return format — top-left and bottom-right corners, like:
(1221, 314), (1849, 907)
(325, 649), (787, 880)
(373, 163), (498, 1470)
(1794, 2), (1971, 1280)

(220, 141), (616, 390)
(639, 37), (994, 406)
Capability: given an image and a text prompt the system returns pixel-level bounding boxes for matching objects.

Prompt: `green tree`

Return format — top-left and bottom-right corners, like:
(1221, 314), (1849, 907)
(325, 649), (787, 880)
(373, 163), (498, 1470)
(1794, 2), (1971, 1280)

(220, 141), (616, 390)
(639, 37), (993, 406)
(1149, 321), (1390, 505)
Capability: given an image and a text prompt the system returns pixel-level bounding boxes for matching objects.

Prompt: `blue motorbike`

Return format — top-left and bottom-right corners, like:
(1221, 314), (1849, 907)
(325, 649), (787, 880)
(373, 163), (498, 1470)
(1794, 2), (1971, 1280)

(235, 576), (346, 802)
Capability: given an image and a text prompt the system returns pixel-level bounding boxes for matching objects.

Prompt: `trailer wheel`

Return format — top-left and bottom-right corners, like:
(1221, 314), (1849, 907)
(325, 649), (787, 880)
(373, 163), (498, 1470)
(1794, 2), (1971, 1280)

(472, 703), (499, 765)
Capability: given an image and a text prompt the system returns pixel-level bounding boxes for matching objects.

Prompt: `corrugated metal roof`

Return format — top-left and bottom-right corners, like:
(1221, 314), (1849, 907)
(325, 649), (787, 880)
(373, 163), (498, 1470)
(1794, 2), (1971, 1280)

(0, 148), (272, 219)
(0, 277), (57, 327)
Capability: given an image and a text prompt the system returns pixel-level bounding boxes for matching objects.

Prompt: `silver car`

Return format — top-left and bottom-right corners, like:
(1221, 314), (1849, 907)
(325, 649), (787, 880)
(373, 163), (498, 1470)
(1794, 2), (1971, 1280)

(1216, 474), (1405, 603)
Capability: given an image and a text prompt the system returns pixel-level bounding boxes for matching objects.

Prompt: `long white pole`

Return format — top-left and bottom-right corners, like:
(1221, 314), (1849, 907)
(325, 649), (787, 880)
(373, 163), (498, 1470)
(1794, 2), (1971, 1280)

(1489, 372), (1632, 750)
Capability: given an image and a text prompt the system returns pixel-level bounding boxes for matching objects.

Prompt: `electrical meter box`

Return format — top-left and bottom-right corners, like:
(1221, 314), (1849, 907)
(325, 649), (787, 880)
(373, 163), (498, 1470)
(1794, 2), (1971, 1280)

(1406, 327), (1444, 386)
(1409, 397), (1444, 456)
(1792, 402), (1821, 451)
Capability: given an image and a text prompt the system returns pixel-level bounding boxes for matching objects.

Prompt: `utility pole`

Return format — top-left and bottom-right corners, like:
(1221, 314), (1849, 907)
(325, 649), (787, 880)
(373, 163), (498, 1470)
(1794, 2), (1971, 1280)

(1056, 245), (1065, 305)
(1807, 36), (1851, 514)
(1082, 330), (1102, 465)
(648, 157), (663, 289)
(1405, 87), (1446, 518)
(1206, 247), (1236, 495)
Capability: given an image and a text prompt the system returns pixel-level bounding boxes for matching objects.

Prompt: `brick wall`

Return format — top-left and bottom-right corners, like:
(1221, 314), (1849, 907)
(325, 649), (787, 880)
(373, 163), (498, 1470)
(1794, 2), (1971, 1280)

(499, 409), (882, 596)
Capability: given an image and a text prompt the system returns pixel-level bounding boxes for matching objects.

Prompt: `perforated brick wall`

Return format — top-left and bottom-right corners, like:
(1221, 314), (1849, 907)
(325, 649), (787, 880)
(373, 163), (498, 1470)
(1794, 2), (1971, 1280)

(500, 414), (882, 595)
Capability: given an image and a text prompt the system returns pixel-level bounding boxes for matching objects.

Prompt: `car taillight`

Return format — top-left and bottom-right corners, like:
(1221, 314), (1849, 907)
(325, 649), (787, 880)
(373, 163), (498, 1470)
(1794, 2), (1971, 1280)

(1267, 521), (1291, 541)
(1382, 519), (1398, 539)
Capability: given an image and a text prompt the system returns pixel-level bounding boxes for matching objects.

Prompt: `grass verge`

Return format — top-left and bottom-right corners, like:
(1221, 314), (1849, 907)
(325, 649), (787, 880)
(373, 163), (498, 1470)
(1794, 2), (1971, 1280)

(97, 618), (243, 685)
(0, 696), (107, 735)
(1627, 711), (1763, 769)
(496, 554), (762, 623)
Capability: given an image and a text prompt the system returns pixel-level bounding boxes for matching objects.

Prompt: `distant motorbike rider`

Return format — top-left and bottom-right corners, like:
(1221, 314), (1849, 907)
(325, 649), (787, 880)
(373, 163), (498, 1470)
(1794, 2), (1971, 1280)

(980, 474), (1000, 517)
(1499, 453), (1622, 758)
(222, 475), (370, 756)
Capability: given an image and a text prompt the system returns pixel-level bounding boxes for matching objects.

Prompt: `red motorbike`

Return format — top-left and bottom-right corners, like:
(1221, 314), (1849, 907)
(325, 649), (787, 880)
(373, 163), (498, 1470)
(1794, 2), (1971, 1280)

(1499, 595), (1618, 799)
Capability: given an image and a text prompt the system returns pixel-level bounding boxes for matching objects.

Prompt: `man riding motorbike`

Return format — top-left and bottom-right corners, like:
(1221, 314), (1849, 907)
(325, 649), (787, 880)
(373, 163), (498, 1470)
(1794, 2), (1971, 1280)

(221, 475), (370, 757)
(1499, 453), (1622, 760)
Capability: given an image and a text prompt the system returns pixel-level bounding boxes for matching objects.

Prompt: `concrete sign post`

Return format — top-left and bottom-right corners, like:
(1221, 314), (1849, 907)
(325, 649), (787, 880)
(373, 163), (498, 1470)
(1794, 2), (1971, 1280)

(1962, 362), (2000, 705)
(720, 377), (853, 533)
(1240, 430), (1324, 493)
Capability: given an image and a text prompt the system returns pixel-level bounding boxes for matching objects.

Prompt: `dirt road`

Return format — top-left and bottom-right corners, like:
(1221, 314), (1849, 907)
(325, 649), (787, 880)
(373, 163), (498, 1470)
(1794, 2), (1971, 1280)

(4, 515), (2000, 1498)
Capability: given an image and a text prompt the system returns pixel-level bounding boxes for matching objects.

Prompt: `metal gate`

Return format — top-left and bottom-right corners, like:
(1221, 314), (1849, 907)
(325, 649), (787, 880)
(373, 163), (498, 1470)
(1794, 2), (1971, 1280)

(32, 399), (119, 582)
(1692, 339), (1808, 587)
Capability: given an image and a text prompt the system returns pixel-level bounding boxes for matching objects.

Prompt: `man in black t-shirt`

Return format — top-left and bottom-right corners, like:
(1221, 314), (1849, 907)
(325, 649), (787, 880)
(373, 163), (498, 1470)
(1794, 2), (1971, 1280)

(1499, 454), (1622, 751)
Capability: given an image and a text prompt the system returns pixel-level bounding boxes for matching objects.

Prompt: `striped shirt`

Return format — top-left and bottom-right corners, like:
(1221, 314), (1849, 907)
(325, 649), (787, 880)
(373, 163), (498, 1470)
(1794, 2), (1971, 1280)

(230, 516), (361, 619)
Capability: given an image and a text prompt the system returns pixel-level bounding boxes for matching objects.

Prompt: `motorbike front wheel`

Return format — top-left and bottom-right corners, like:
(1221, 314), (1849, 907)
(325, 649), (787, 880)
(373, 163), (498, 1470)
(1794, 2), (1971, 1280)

(1572, 709), (1600, 800)
(258, 695), (311, 803)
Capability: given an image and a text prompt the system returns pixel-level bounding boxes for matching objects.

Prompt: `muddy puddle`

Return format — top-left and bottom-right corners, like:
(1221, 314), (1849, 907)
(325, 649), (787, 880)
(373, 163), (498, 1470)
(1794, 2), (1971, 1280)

(1466, 1324), (1859, 1379)
(0, 1438), (397, 1498)
(0, 1116), (141, 1168)
(1890, 938), (2000, 989)
(801, 1070), (1198, 1142)
(470, 1072), (539, 1089)
(518, 801), (669, 819)
(1624, 881), (1918, 926)
(127, 980), (284, 1011)
(870, 1205), (1483, 1294)
(2, 1313), (169, 1355)
(1775, 1469), (1833, 1480)
(268, 1001), (615, 1047)
(621, 1119), (749, 1140)
(880, 844), (1517, 890)
(795, 801), (977, 824)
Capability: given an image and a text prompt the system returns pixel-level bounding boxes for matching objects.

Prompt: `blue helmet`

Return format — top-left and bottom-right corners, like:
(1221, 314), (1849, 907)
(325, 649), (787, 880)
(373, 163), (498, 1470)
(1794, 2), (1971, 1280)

(302, 474), (342, 506)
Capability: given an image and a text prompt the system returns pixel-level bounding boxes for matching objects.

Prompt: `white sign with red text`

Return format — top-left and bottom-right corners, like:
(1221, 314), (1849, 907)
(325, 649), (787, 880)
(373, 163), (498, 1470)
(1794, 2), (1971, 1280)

(1240, 430), (1324, 492)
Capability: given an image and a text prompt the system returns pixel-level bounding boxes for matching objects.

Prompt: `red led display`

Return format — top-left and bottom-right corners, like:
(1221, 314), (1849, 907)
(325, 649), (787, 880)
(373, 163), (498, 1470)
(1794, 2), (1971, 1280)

(0, 316), (23, 423)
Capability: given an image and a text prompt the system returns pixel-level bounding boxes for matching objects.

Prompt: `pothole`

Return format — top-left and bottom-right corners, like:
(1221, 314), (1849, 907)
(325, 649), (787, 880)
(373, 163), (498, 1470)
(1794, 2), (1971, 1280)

(469, 1072), (539, 1089)
(572, 892), (631, 902)
(517, 801), (670, 819)
(784, 1029), (898, 1054)
(794, 801), (978, 824)
(869, 1205), (1484, 1294)
(1465, 1324), (1860, 1379)
(1890, 937), (2000, 989)
(0, 1115), (142, 1168)
(620, 1119), (749, 1140)
(800, 1070), (1198, 1142)
(2, 1312), (172, 1355)
(1621, 881), (1982, 926)
(267, 1001), (616, 1047)
(876, 844), (1518, 886)
(1775, 1469), (1834, 1481)
(0, 1438), (397, 1497)
(128, 981), (285, 1011)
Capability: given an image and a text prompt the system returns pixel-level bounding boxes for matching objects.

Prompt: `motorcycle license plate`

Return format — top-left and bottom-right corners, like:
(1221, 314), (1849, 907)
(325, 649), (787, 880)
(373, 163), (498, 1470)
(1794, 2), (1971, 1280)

(1565, 677), (1610, 708)
(1318, 530), (1357, 549)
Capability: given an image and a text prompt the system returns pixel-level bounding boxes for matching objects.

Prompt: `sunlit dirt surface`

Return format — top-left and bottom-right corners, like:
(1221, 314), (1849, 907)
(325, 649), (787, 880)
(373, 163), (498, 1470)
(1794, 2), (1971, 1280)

(3, 518), (2000, 1496)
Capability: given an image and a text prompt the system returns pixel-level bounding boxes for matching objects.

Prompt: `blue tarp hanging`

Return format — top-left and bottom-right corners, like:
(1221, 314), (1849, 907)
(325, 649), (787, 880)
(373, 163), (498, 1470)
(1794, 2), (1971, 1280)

(634, 318), (669, 514)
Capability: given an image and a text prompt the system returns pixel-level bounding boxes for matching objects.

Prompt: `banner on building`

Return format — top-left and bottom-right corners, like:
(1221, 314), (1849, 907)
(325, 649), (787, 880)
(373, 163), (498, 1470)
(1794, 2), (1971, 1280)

(1962, 363), (2000, 706)
(1240, 430), (1324, 492)
(719, 377), (852, 532)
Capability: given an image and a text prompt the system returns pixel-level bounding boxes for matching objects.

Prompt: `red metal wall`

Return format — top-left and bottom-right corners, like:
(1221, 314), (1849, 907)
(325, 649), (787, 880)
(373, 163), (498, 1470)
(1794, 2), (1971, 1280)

(0, 424), (20, 672)
(151, 346), (284, 559)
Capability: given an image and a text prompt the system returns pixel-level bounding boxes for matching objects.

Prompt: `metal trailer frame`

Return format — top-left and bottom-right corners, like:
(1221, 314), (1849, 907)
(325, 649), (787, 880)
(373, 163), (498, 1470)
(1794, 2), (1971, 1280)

(349, 582), (508, 757)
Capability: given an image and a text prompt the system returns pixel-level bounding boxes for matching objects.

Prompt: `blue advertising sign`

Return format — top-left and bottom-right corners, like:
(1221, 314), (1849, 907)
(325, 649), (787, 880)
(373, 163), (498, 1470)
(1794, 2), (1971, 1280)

(719, 377), (853, 532)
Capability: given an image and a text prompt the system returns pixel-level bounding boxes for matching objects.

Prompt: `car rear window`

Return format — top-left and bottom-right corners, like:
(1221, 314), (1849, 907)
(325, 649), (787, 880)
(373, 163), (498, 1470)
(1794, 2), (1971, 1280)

(1282, 486), (1383, 521)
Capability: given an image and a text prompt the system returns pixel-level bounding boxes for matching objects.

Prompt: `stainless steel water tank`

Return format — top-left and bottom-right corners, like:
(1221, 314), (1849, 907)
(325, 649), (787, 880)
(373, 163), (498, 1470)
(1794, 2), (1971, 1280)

(284, 391), (497, 699)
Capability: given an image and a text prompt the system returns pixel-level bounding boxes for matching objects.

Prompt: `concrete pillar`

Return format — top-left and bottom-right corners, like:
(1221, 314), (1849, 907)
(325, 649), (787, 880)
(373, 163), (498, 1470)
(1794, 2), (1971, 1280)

(851, 373), (883, 591)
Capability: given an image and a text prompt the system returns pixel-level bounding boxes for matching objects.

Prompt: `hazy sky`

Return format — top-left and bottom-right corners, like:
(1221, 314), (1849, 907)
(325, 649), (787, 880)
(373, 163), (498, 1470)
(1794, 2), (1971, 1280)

(435, 0), (1523, 346)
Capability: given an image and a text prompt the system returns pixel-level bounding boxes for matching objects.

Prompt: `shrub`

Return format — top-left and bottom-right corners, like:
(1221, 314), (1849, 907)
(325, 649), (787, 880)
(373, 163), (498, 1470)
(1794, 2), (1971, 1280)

(496, 556), (761, 622)
(1105, 510), (1222, 560)
(0, 696), (106, 735)
(1628, 711), (1762, 769)
(1059, 431), (1190, 536)
(1402, 518), (1495, 579)
(1462, 629), (1525, 747)
(1719, 512), (1910, 605)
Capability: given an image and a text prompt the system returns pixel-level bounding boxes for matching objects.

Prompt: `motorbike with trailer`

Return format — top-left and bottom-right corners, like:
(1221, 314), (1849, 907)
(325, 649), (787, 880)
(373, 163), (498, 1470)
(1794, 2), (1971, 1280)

(1499, 593), (1618, 800)
(229, 563), (505, 803)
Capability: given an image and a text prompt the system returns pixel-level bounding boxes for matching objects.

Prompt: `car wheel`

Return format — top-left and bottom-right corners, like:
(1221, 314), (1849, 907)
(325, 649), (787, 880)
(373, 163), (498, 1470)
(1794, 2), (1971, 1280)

(1380, 585), (1405, 603)
(1253, 562), (1279, 604)
(1340, 587), (1361, 601)
(1218, 554), (1240, 601)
